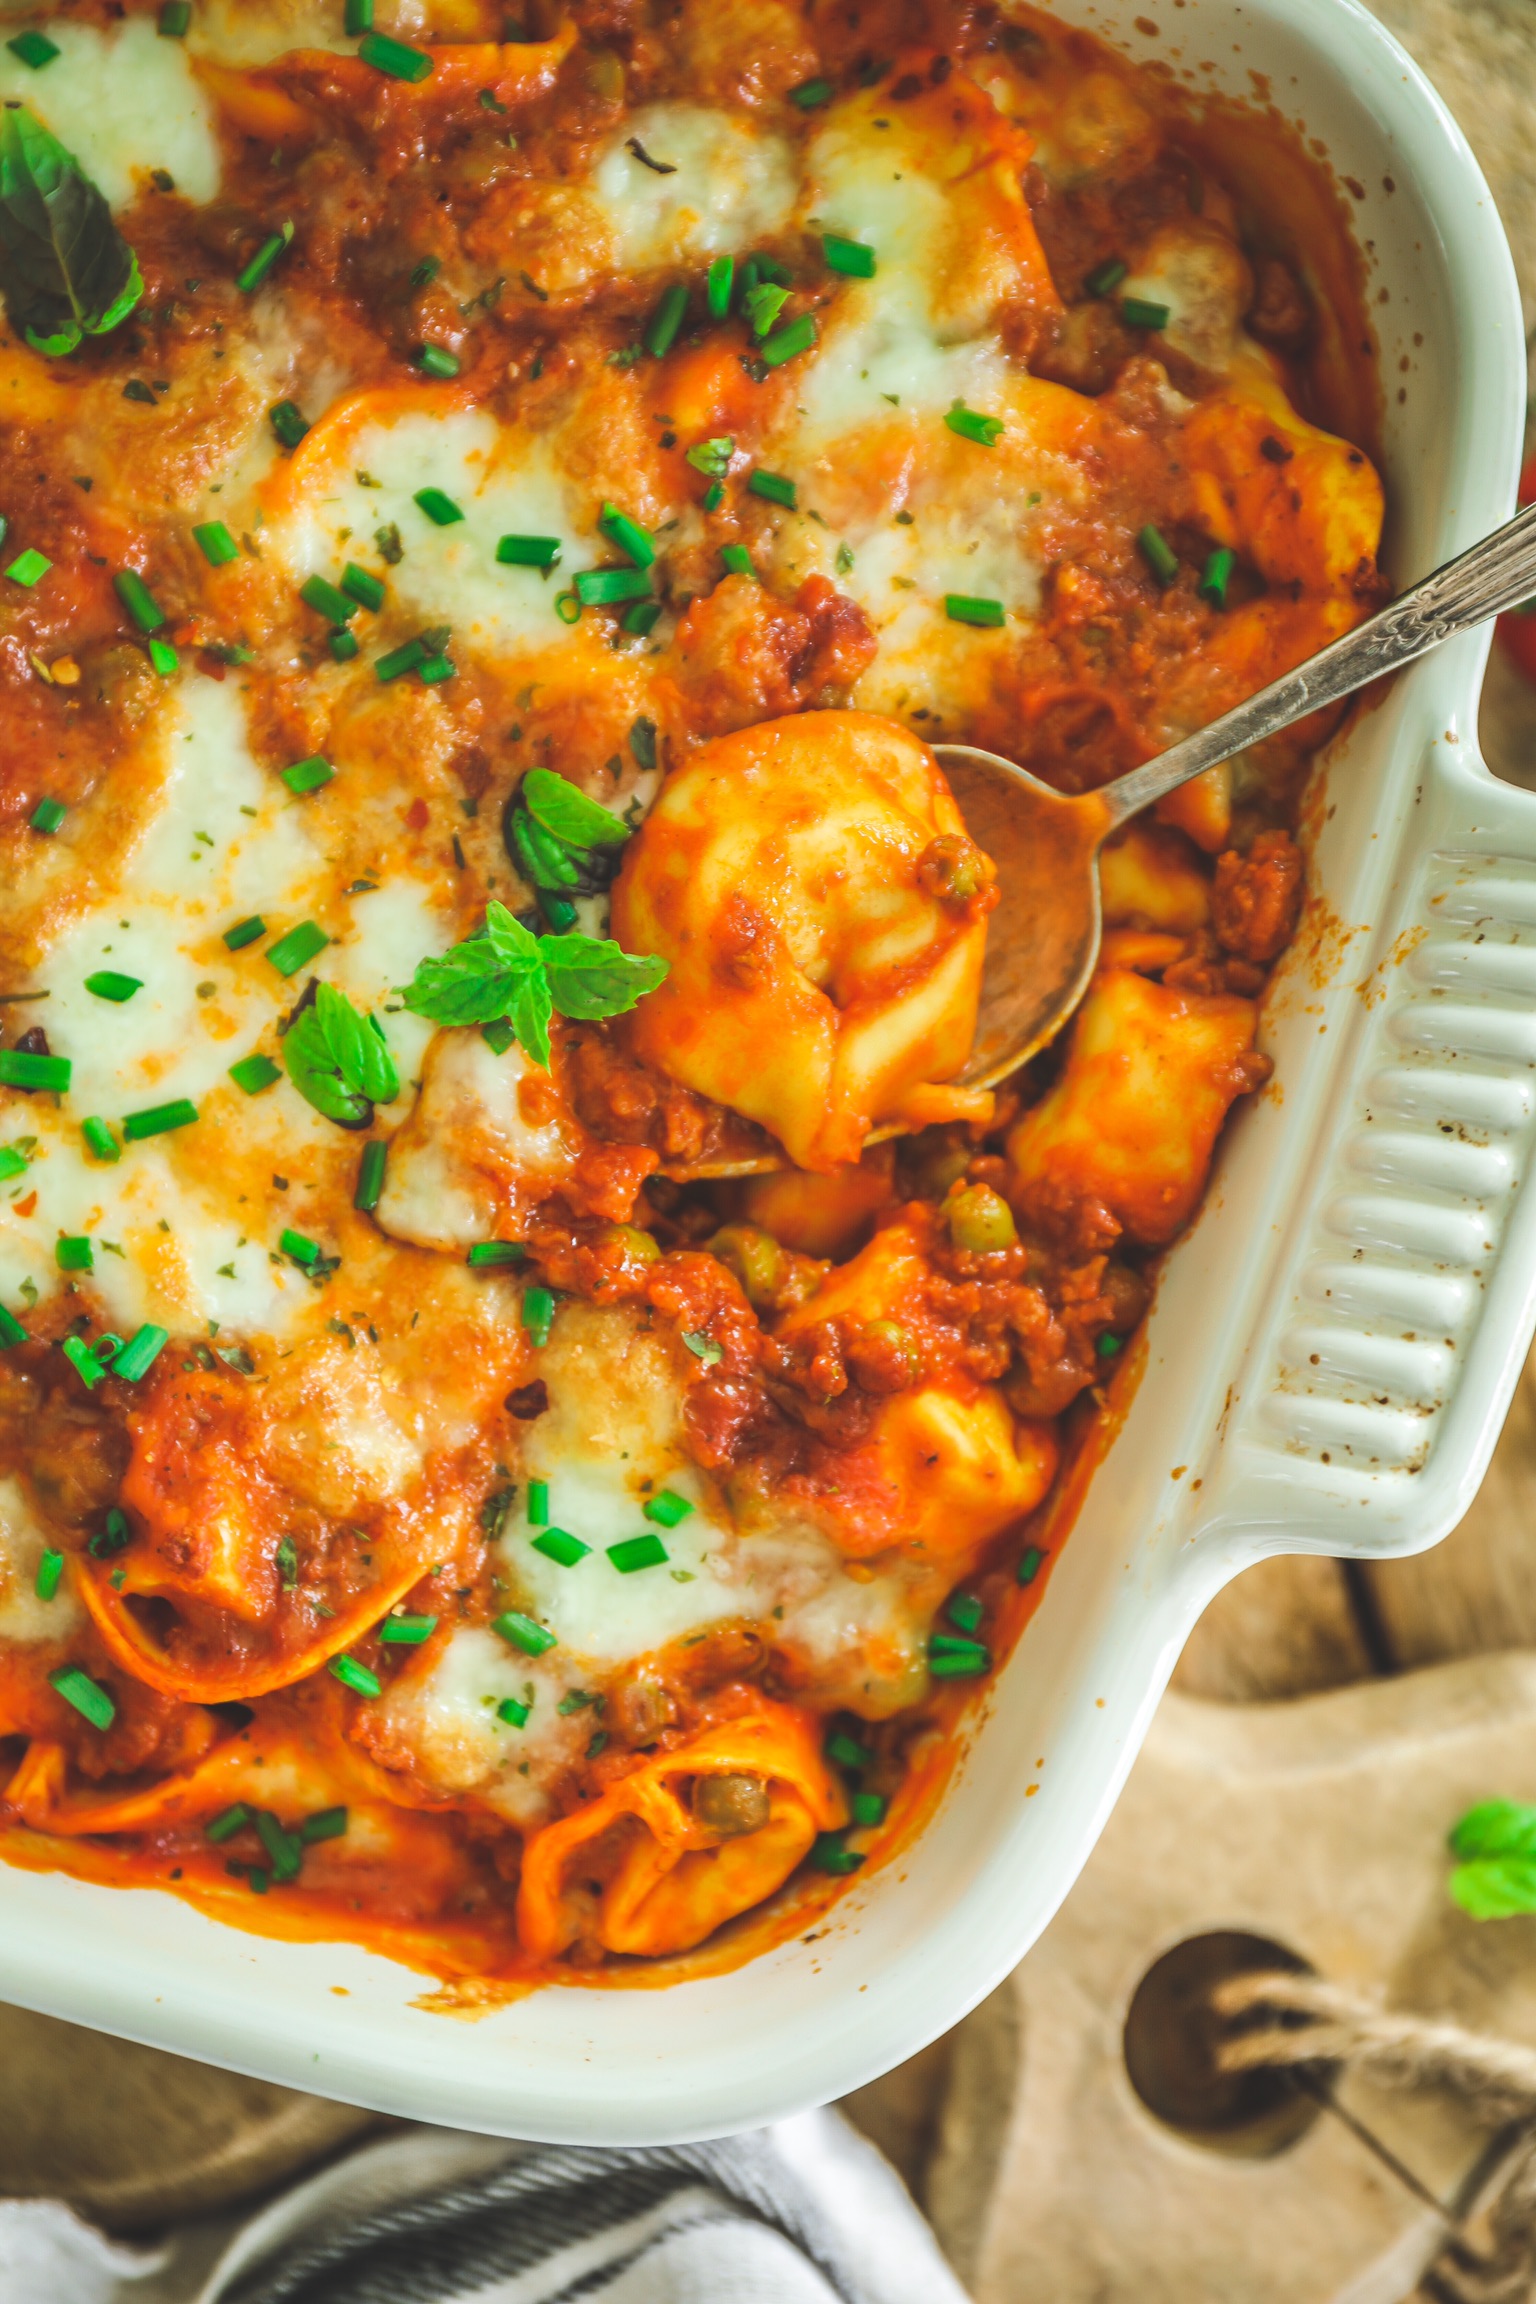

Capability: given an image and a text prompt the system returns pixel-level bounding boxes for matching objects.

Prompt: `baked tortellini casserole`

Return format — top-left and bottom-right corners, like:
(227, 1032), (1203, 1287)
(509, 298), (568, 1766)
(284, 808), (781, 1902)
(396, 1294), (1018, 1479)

(0, 0), (1382, 1981)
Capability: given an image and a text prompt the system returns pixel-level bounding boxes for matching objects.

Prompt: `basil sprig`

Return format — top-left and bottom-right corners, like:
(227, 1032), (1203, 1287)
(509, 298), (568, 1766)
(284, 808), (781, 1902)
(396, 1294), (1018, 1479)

(401, 901), (667, 1069)
(0, 105), (142, 356)
(283, 982), (399, 1130)
(502, 764), (638, 903)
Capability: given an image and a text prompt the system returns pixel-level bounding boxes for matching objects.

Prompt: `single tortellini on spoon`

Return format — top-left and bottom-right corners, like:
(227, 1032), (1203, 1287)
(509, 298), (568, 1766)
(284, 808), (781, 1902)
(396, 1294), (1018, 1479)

(610, 711), (998, 1172)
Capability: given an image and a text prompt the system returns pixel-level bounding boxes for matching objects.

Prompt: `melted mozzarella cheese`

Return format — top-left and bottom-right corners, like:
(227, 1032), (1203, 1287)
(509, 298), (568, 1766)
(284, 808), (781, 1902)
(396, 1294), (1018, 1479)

(591, 105), (798, 273)
(0, 18), (221, 210)
(276, 410), (588, 659)
(375, 1031), (576, 1252)
(371, 1625), (588, 1829)
(0, 676), (445, 1339)
(0, 1476), (78, 1643)
(186, 0), (353, 65)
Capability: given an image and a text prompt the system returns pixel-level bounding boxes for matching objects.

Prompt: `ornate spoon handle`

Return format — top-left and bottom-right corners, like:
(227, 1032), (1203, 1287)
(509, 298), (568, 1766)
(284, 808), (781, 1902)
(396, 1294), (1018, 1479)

(1101, 498), (1536, 827)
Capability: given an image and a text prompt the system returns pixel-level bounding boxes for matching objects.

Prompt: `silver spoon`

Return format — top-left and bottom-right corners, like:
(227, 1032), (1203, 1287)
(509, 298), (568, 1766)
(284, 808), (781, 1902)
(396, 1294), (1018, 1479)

(939, 495), (1536, 1092)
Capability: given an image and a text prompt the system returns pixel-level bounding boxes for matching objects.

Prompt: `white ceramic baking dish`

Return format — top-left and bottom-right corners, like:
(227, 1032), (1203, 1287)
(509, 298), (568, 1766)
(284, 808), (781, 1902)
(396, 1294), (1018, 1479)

(0, 0), (1526, 2144)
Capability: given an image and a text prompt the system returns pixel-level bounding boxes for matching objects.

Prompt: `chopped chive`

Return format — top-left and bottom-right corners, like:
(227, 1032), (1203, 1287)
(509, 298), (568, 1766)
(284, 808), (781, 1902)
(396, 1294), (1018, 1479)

(207, 1804), (251, 1842)
(147, 636), (179, 677)
(114, 569), (165, 632)
(467, 1240), (524, 1267)
(282, 755), (335, 795)
(497, 533), (561, 569)
(760, 313), (817, 367)
(35, 1548), (63, 1601)
(1017, 1543), (1046, 1586)
(944, 593), (1005, 628)
(0, 1147), (24, 1182)
(242, 1866), (270, 1894)
(223, 914), (266, 950)
(408, 254), (437, 289)
(29, 797), (66, 834)
(1199, 546), (1235, 607)
(685, 436), (733, 478)
(720, 543), (755, 578)
(340, 563), (385, 611)
(0, 1049), (69, 1090)
(56, 1235), (93, 1273)
(330, 1654), (382, 1697)
(599, 501), (655, 568)
(493, 1610), (557, 1656)
(359, 29), (433, 79)
(302, 1805), (348, 1841)
(6, 547), (50, 586)
(553, 590), (581, 624)
(416, 344), (460, 380)
(811, 1830), (863, 1875)
(948, 1593), (984, 1635)
(194, 519), (239, 566)
(522, 1285), (555, 1346)
(414, 486), (463, 526)
(265, 920), (329, 976)
(608, 1532), (668, 1573)
(527, 1478), (550, 1524)
(945, 401), (1004, 447)
(851, 1790), (887, 1828)
(790, 76), (833, 106)
(623, 598), (662, 636)
(0, 1305), (28, 1347)
(279, 1228), (320, 1267)
(380, 1612), (438, 1644)
(573, 566), (651, 606)
(1138, 523), (1179, 586)
(159, 2), (192, 33)
(255, 1810), (303, 1881)
(269, 400), (309, 449)
(744, 280), (789, 339)
(61, 1336), (105, 1388)
(375, 636), (429, 680)
(826, 1731), (872, 1771)
(823, 234), (876, 280)
(1084, 256), (1127, 296)
(330, 629), (360, 662)
(643, 1490), (693, 1528)
(82, 1117), (120, 1163)
(497, 1695), (531, 1728)
(7, 30), (60, 67)
(236, 221), (293, 295)
(532, 1526), (590, 1566)
(644, 283), (688, 359)
(122, 1099), (197, 1141)
(229, 1052), (281, 1095)
(344, 0), (373, 29)
(113, 1324), (168, 1382)
(84, 970), (142, 1004)
(49, 1665), (115, 1730)
(701, 481), (723, 508)
(299, 574), (355, 624)
(706, 253), (734, 317)
(1121, 295), (1170, 331)
(417, 652), (454, 684)
(88, 1506), (130, 1559)
(354, 1139), (387, 1212)
(929, 1636), (990, 1677)
(748, 469), (797, 507)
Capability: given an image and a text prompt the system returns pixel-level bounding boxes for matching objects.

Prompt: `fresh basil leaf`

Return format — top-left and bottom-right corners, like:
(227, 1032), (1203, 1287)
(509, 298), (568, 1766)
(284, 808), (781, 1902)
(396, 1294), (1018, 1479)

(1449, 1856), (1536, 1921)
(522, 767), (631, 851)
(282, 983), (397, 1126)
(402, 903), (553, 1065)
(1450, 1799), (1536, 1864)
(538, 932), (668, 1019)
(283, 1004), (371, 1128)
(0, 105), (142, 356)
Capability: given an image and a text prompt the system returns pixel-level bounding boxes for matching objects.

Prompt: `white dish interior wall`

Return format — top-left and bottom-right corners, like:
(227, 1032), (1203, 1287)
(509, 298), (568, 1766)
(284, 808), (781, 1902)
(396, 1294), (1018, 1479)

(0, 0), (1527, 2143)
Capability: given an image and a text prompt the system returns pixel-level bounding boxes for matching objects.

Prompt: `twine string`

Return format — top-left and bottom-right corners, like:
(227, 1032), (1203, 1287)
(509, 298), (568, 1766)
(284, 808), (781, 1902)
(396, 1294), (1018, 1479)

(1210, 1972), (1536, 2303)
